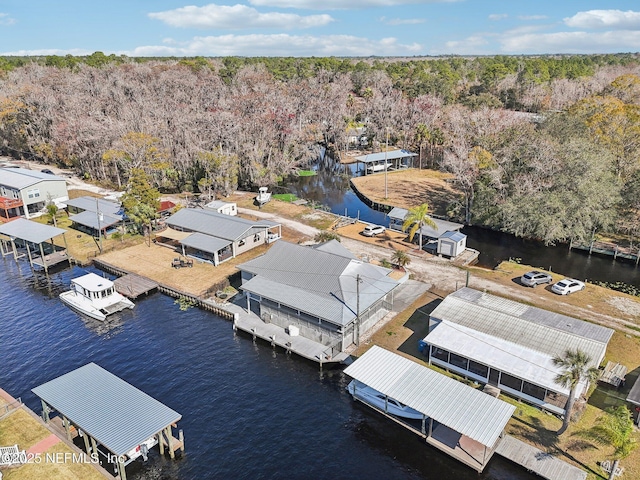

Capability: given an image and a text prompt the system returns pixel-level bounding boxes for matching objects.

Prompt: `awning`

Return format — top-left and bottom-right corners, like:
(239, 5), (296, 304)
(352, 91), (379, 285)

(180, 232), (231, 254)
(156, 227), (191, 242)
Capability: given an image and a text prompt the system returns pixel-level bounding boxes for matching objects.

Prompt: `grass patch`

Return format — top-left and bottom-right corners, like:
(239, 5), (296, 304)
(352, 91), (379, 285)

(3, 442), (105, 480)
(297, 170), (316, 177)
(272, 193), (298, 202)
(0, 408), (49, 450)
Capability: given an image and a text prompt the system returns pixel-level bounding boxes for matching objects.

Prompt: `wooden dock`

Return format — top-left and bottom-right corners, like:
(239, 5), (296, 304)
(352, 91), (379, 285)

(495, 435), (586, 480)
(226, 302), (348, 365)
(113, 273), (158, 299)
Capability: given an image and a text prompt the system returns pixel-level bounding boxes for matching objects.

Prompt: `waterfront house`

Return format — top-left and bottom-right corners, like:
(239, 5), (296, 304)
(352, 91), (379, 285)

(0, 167), (68, 221)
(160, 208), (280, 265)
(419, 287), (613, 415)
(236, 240), (399, 352)
(63, 196), (124, 237)
(626, 376), (640, 426)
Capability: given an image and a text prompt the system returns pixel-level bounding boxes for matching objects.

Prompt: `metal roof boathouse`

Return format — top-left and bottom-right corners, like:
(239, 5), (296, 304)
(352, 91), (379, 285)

(32, 363), (184, 480)
(0, 218), (70, 272)
(344, 346), (515, 472)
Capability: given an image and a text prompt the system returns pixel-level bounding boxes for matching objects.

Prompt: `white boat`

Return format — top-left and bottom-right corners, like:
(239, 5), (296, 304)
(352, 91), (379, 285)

(347, 380), (423, 419)
(59, 272), (134, 321)
(255, 187), (271, 205)
(366, 162), (391, 174)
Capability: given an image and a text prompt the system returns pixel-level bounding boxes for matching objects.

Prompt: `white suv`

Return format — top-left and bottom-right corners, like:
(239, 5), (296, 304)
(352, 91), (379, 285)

(362, 225), (386, 237)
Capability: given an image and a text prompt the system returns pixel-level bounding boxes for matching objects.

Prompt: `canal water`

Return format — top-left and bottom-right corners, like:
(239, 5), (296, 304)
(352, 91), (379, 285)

(285, 157), (640, 286)
(0, 258), (537, 479)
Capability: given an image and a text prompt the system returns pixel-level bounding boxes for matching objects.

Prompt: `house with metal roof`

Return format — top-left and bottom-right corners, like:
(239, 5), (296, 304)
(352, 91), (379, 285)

(236, 240), (399, 352)
(160, 208), (281, 266)
(344, 346), (515, 472)
(626, 376), (640, 426)
(419, 287), (614, 415)
(0, 167), (68, 221)
(63, 196), (124, 237)
(32, 363), (183, 480)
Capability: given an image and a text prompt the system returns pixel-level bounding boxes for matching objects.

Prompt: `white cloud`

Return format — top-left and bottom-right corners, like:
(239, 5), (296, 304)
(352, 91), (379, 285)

(248, 0), (460, 10)
(149, 4), (333, 30)
(126, 34), (422, 57)
(488, 14), (507, 21)
(564, 10), (640, 30)
(501, 30), (640, 53)
(381, 17), (426, 25)
(517, 15), (547, 21)
(0, 13), (16, 26)
(435, 34), (492, 54)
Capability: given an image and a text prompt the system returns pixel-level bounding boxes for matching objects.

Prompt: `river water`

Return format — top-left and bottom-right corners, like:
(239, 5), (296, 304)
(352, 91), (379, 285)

(0, 258), (538, 480)
(284, 158), (640, 286)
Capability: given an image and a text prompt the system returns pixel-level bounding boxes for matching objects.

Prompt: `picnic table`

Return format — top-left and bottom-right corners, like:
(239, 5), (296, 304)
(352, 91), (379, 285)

(171, 257), (193, 268)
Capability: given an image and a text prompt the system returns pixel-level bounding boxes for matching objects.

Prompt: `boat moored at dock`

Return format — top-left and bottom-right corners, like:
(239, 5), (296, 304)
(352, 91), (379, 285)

(347, 379), (423, 419)
(59, 272), (134, 321)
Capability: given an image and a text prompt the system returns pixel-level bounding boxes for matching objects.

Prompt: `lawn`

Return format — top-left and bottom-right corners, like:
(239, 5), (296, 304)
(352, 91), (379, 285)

(271, 193), (299, 202)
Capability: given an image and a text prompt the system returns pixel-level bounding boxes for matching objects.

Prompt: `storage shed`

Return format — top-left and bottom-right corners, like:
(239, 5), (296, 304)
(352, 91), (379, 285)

(437, 230), (467, 257)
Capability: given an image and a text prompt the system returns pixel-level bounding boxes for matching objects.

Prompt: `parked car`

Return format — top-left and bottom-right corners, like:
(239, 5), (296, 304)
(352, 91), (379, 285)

(551, 278), (585, 295)
(41, 168), (54, 175)
(362, 225), (386, 237)
(520, 270), (553, 287)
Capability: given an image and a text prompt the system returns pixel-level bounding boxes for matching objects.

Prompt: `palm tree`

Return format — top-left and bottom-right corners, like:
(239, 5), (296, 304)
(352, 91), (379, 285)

(391, 249), (410, 269)
(552, 349), (600, 435)
(402, 203), (437, 251)
(580, 405), (637, 480)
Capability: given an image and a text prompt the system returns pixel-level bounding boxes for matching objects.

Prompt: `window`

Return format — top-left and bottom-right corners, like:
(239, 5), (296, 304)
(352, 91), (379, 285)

(254, 234), (261, 242)
(27, 188), (40, 199)
(431, 347), (449, 362)
(449, 353), (468, 370)
(468, 360), (488, 378)
(488, 368), (500, 385)
(522, 382), (546, 401)
(500, 373), (523, 391)
(239, 239), (246, 246)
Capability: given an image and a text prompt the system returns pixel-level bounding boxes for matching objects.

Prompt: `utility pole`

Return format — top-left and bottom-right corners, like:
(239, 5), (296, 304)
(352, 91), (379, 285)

(96, 197), (103, 253)
(384, 127), (389, 199)
(355, 274), (362, 347)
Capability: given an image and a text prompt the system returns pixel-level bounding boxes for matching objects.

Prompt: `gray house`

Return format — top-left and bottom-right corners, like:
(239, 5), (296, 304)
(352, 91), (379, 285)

(63, 196), (124, 237)
(419, 288), (613, 415)
(161, 208), (281, 265)
(237, 240), (399, 352)
(0, 167), (68, 220)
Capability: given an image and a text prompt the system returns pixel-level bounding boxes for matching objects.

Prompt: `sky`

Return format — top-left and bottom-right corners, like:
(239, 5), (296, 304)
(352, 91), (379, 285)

(1, 1), (640, 57)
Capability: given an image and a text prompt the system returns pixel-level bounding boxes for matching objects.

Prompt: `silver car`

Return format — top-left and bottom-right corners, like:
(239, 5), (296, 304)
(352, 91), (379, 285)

(520, 270), (553, 287)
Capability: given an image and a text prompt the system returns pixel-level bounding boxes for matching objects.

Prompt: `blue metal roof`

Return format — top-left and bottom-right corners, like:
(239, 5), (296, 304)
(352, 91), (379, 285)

(32, 363), (181, 456)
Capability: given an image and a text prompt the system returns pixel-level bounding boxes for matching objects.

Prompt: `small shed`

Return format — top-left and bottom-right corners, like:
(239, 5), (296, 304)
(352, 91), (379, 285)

(32, 363), (183, 480)
(205, 200), (237, 216)
(437, 230), (467, 257)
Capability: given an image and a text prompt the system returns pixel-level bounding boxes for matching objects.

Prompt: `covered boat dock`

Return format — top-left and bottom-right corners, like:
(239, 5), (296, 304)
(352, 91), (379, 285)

(32, 363), (183, 480)
(355, 149), (417, 175)
(0, 218), (69, 272)
(344, 346), (515, 472)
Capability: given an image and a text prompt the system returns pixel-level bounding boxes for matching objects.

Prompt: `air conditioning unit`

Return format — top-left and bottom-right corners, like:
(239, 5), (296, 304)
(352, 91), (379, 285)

(288, 325), (299, 337)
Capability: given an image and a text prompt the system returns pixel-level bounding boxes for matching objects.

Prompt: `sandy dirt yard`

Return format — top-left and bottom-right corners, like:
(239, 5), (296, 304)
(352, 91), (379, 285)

(350, 169), (462, 216)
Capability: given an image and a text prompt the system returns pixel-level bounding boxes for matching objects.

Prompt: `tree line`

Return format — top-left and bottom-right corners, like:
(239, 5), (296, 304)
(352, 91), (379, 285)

(1, 54), (639, 245)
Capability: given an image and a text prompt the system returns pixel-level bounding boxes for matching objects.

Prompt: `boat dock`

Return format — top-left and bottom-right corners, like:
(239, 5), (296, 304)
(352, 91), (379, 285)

(225, 302), (348, 366)
(495, 435), (586, 480)
(113, 273), (158, 299)
(570, 239), (640, 266)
